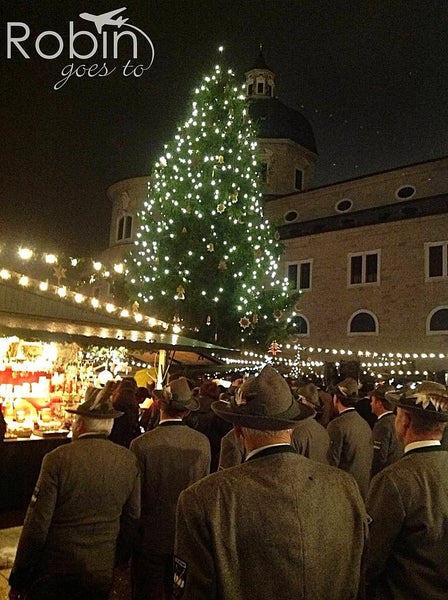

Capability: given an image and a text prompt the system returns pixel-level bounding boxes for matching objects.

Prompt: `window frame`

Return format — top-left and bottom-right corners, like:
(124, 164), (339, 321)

(292, 313), (310, 337)
(347, 310), (379, 336)
(425, 241), (448, 281)
(117, 214), (133, 242)
(426, 306), (448, 335)
(286, 259), (313, 292)
(294, 168), (304, 191)
(347, 250), (381, 287)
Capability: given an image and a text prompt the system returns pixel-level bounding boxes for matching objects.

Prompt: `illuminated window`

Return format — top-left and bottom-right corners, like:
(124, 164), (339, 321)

(348, 251), (380, 285)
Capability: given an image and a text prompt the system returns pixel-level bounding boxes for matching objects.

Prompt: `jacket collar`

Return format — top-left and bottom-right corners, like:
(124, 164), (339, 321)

(246, 444), (296, 462)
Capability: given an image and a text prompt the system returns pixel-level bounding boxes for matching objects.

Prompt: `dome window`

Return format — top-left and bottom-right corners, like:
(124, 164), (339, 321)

(284, 210), (299, 223)
(396, 185), (416, 200)
(336, 199), (353, 213)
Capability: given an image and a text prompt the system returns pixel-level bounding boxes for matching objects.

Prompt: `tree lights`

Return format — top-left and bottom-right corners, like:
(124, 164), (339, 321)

(127, 58), (295, 347)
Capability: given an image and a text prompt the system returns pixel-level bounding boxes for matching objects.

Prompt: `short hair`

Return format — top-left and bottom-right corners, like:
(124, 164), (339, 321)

(407, 411), (446, 437)
(160, 401), (187, 419)
(336, 394), (357, 409)
(240, 426), (293, 441)
(377, 396), (394, 411)
(78, 415), (114, 435)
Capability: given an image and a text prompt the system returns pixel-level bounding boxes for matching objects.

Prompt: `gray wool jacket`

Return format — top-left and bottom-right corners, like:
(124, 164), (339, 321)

(370, 412), (403, 478)
(9, 435), (140, 591)
(365, 447), (448, 600)
(327, 408), (374, 499)
(130, 421), (210, 554)
(291, 417), (330, 463)
(175, 446), (368, 600)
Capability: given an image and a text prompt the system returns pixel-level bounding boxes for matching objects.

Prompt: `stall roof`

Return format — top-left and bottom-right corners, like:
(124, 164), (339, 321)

(0, 280), (236, 364)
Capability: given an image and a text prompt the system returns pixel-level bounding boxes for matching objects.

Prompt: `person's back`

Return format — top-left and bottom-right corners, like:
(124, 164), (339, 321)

(176, 450), (367, 600)
(131, 423), (210, 553)
(327, 409), (373, 497)
(291, 418), (330, 463)
(26, 438), (138, 577)
(371, 412), (403, 477)
(367, 450), (448, 599)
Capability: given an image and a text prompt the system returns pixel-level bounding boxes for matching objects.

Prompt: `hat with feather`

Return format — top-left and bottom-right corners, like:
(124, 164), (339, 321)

(67, 382), (123, 419)
(385, 381), (448, 422)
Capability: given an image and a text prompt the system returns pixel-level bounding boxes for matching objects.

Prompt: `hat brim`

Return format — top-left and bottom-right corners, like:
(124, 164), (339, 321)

(211, 399), (314, 431)
(66, 408), (124, 419)
(328, 386), (360, 403)
(385, 391), (448, 422)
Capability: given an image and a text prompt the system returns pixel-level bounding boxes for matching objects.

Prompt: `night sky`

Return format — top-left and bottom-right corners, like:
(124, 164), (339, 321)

(1, 0), (447, 255)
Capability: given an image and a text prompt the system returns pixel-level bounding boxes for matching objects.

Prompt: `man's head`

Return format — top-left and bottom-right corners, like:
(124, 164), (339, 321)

(331, 377), (361, 411)
(295, 382), (321, 414)
(67, 383), (123, 439)
(369, 384), (395, 417)
(385, 382), (448, 444)
(212, 365), (314, 442)
(153, 377), (200, 419)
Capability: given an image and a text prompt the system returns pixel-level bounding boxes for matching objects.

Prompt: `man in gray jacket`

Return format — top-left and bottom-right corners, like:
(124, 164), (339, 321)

(174, 365), (368, 600)
(369, 384), (402, 478)
(9, 385), (141, 600)
(327, 377), (373, 499)
(366, 381), (448, 600)
(130, 377), (210, 600)
(292, 382), (330, 463)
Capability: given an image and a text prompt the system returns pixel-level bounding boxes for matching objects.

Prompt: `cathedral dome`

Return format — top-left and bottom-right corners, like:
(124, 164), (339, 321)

(249, 97), (317, 154)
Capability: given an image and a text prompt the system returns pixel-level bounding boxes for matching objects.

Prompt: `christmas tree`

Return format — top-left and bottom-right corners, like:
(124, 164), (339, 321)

(127, 51), (297, 348)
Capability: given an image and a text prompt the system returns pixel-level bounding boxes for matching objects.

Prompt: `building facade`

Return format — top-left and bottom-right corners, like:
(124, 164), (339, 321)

(102, 53), (448, 375)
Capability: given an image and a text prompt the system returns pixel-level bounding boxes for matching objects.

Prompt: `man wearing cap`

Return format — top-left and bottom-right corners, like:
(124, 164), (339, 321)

(130, 377), (210, 600)
(327, 377), (374, 499)
(174, 365), (368, 600)
(9, 384), (141, 600)
(365, 381), (448, 600)
(369, 384), (402, 478)
(291, 382), (330, 463)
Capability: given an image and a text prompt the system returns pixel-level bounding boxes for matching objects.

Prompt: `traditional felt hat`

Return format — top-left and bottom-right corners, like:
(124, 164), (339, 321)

(67, 383), (123, 419)
(211, 365), (314, 430)
(385, 381), (448, 422)
(153, 377), (200, 411)
(330, 377), (361, 403)
(367, 384), (396, 401)
(295, 382), (321, 411)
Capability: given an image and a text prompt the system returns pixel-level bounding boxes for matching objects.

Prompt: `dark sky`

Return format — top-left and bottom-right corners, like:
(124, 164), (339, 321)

(1, 0), (447, 255)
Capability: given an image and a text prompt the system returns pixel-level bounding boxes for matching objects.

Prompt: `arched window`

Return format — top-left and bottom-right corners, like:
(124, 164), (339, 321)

(117, 214), (133, 241)
(348, 310), (378, 335)
(291, 313), (309, 336)
(427, 307), (448, 334)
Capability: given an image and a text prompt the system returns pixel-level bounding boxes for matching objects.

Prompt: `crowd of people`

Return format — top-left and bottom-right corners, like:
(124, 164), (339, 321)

(7, 366), (448, 599)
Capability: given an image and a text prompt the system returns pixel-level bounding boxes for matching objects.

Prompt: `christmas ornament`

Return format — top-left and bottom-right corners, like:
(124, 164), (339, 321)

(217, 203), (225, 214)
(294, 301), (302, 312)
(251, 313), (258, 324)
(239, 316), (251, 329)
(274, 231), (280, 240)
(231, 190), (239, 203)
(218, 259), (227, 271)
(176, 285), (185, 300)
(206, 315), (211, 326)
(182, 227), (187, 234)
(218, 155), (224, 164)
(273, 309), (283, 320)
(254, 248), (263, 259)
(53, 265), (66, 284)
(207, 243), (215, 252)
(132, 301), (140, 313)
(268, 340), (282, 356)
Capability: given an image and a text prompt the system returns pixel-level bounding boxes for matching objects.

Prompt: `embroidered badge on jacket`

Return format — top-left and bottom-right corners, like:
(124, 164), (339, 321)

(173, 556), (187, 598)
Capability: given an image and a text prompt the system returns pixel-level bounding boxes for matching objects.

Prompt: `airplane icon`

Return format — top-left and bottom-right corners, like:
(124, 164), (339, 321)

(79, 7), (129, 34)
